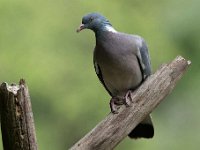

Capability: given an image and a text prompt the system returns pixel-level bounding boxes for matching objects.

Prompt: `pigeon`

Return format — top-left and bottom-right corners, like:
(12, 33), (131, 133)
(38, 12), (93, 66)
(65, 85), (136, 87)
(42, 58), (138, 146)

(77, 13), (154, 138)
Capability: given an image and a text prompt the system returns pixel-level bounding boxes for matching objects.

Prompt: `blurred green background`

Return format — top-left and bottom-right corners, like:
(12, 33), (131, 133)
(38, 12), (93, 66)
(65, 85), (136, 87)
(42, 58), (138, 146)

(0, 0), (199, 149)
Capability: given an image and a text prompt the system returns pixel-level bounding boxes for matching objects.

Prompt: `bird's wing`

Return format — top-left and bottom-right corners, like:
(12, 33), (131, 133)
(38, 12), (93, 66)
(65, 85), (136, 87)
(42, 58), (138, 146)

(93, 60), (113, 96)
(136, 39), (151, 80)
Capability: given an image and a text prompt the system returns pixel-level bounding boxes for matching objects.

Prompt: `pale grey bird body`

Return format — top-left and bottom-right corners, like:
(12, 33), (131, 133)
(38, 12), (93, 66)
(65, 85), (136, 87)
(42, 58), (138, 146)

(94, 32), (144, 97)
(77, 13), (154, 139)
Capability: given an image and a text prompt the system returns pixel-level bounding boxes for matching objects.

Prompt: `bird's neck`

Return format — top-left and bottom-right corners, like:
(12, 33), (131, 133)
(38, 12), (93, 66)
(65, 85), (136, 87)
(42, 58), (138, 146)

(94, 25), (117, 41)
(103, 25), (117, 33)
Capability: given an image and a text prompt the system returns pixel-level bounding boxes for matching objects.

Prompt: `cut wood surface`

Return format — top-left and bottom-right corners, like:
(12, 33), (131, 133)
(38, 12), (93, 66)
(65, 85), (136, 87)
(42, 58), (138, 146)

(70, 56), (191, 150)
(0, 79), (38, 150)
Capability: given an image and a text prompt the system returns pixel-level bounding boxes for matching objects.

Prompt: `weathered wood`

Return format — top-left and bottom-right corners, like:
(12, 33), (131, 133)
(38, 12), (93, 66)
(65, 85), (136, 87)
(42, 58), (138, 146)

(70, 56), (191, 150)
(0, 79), (38, 150)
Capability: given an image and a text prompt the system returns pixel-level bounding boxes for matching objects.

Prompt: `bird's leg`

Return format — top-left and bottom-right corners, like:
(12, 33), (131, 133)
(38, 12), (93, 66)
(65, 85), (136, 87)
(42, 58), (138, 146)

(109, 96), (123, 114)
(124, 90), (133, 106)
(110, 91), (133, 114)
(110, 97), (119, 114)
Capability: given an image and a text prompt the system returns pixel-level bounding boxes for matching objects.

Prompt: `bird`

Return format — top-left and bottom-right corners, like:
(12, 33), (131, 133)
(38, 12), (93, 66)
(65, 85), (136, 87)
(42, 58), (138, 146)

(77, 13), (154, 139)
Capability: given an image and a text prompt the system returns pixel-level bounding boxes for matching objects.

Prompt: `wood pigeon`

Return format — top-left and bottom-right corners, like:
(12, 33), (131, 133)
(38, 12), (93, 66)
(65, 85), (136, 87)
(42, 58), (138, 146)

(77, 13), (154, 139)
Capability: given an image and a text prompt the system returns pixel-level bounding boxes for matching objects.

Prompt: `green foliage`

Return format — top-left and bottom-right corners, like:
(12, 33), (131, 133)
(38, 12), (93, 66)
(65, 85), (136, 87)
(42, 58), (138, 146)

(0, 0), (199, 149)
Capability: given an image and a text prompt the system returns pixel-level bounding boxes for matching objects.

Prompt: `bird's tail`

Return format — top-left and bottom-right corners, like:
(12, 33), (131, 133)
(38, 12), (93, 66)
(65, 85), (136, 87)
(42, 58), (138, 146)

(128, 115), (154, 139)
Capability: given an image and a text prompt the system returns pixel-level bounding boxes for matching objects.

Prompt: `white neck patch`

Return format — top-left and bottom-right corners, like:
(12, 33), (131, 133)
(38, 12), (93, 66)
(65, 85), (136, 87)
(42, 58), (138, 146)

(104, 25), (117, 33)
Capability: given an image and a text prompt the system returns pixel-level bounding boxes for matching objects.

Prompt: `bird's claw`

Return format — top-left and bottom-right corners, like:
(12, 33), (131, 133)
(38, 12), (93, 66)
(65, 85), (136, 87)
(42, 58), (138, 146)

(110, 97), (121, 114)
(124, 90), (133, 106)
(110, 90), (133, 114)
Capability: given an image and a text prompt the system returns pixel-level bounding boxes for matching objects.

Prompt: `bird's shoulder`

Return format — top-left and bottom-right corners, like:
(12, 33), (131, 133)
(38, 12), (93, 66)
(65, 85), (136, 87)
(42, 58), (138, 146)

(114, 31), (151, 77)
(116, 32), (144, 45)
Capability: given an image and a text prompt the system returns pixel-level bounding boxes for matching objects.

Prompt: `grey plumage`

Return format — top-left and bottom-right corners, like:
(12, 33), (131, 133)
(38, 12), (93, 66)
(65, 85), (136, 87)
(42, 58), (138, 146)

(94, 32), (149, 97)
(77, 13), (154, 139)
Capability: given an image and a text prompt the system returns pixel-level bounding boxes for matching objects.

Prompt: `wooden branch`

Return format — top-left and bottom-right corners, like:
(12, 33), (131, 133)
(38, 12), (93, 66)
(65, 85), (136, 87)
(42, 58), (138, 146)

(0, 79), (38, 150)
(70, 56), (191, 150)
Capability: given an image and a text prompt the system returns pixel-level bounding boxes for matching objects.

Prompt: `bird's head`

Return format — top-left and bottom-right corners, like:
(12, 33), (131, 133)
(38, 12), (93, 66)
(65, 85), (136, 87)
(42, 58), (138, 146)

(76, 13), (112, 33)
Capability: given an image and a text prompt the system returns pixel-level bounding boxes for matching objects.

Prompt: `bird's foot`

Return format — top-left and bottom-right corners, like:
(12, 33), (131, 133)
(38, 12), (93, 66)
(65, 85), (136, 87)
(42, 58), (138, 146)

(109, 96), (124, 114)
(110, 91), (133, 114)
(124, 90), (133, 106)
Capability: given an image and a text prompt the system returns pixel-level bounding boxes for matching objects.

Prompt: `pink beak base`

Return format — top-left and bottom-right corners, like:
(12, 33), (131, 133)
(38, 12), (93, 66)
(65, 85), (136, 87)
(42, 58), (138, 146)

(76, 24), (85, 32)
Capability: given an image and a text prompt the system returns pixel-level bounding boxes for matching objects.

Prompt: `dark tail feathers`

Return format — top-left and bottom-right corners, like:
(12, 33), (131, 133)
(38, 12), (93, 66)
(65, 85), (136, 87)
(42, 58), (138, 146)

(128, 115), (154, 139)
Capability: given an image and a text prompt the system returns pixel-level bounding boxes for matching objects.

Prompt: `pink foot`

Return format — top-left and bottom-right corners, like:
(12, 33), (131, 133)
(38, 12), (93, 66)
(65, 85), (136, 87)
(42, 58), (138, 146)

(110, 90), (133, 114)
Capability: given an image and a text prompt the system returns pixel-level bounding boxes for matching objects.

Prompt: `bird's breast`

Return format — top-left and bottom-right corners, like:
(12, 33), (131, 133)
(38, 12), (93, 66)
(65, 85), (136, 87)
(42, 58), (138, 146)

(95, 46), (142, 96)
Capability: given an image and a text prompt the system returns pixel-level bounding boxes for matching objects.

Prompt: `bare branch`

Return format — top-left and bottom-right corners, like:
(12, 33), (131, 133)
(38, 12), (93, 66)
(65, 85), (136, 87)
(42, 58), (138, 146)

(0, 79), (38, 150)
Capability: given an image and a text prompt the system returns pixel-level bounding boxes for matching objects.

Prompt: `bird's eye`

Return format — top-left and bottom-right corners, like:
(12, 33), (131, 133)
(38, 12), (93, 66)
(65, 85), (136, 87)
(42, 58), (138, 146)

(89, 17), (94, 22)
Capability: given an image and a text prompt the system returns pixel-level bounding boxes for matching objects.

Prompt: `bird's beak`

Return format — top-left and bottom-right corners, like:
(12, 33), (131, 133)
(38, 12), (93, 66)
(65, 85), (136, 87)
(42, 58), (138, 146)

(76, 24), (85, 33)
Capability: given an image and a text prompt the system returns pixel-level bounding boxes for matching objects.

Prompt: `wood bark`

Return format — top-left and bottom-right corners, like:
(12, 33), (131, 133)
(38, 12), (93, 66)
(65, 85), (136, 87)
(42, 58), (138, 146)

(0, 79), (38, 150)
(70, 56), (191, 150)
